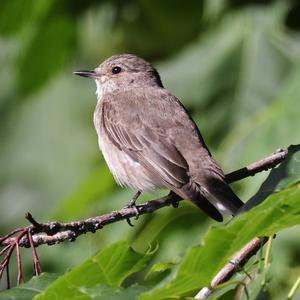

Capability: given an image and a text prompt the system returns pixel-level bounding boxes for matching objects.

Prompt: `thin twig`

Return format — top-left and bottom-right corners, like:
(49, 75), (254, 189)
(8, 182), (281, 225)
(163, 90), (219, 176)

(0, 266), (5, 283)
(16, 242), (22, 285)
(234, 269), (256, 300)
(25, 212), (42, 229)
(0, 244), (15, 282)
(225, 148), (288, 183)
(6, 263), (10, 289)
(27, 229), (41, 275)
(0, 228), (24, 244)
(0, 245), (10, 257)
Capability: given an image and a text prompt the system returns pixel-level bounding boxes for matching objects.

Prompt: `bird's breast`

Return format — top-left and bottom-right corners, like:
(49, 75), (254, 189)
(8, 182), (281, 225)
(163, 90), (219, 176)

(93, 104), (160, 191)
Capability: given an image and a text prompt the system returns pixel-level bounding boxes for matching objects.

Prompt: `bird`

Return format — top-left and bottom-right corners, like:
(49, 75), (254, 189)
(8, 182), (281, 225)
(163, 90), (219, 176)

(74, 54), (243, 222)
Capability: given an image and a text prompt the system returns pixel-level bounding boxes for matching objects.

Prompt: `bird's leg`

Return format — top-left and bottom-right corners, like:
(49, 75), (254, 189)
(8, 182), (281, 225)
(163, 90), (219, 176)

(125, 191), (142, 226)
(127, 190), (142, 209)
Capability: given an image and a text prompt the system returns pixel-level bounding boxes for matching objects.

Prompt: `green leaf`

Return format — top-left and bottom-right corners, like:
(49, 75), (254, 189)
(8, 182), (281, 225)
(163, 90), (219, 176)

(145, 262), (176, 278)
(34, 241), (153, 300)
(139, 183), (300, 299)
(0, 273), (58, 300)
(78, 284), (148, 300)
(143, 262), (176, 286)
(239, 272), (266, 300)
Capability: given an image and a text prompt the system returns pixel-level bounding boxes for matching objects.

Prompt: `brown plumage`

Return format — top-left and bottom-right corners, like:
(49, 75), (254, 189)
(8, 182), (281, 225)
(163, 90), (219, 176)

(74, 54), (244, 222)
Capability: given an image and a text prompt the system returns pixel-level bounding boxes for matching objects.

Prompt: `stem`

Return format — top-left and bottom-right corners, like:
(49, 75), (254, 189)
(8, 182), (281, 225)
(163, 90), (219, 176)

(261, 235), (274, 287)
(6, 264), (10, 289)
(288, 274), (300, 299)
(16, 242), (23, 285)
(27, 229), (41, 275)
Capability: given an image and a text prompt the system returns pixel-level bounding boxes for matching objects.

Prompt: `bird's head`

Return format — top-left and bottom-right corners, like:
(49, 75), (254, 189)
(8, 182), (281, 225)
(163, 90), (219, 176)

(74, 54), (163, 98)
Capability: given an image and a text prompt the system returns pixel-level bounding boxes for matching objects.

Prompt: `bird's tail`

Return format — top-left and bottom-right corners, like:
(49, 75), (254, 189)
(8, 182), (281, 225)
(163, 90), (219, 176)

(180, 181), (224, 222)
(178, 178), (243, 222)
(202, 177), (244, 215)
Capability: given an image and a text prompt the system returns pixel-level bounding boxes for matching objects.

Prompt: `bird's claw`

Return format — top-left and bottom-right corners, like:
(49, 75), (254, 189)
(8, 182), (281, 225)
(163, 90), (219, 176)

(126, 218), (135, 227)
(125, 203), (140, 227)
(124, 191), (141, 226)
(124, 199), (140, 219)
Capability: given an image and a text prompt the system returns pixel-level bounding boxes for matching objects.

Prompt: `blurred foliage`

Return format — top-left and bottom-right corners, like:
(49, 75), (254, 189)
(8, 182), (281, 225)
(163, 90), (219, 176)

(0, 0), (300, 299)
(0, 274), (58, 300)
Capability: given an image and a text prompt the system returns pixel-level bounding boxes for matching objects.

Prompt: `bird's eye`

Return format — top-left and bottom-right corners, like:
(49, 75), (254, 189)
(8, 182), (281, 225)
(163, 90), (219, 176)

(112, 66), (122, 74)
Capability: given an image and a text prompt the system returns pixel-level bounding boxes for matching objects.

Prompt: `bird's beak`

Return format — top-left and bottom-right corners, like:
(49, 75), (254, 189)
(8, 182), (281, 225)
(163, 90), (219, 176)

(73, 70), (97, 78)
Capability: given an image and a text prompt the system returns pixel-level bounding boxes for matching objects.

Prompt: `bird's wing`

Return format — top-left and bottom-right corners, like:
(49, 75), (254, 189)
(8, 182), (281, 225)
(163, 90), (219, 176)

(100, 90), (223, 221)
(101, 96), (189, 189)
(101, 90), (223, 221)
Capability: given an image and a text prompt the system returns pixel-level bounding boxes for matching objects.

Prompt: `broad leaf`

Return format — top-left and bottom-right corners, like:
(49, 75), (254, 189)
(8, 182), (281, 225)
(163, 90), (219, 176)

(34, 241), (153, 300)
(76, 284), (148, 300)
(139, 183), (300, 299)
(0, 273), (58, 300)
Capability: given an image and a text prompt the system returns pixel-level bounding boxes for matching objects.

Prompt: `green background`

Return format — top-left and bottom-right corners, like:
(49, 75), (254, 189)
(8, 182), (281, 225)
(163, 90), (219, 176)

(0, 0), (300, 299)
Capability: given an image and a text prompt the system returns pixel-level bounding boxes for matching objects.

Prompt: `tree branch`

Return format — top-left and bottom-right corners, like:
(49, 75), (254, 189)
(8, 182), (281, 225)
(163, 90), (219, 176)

(224, 148), (288, 184)
(0, 148), (288, 287)
(194, 237), (269, 299)
(2, 148), (288, 248)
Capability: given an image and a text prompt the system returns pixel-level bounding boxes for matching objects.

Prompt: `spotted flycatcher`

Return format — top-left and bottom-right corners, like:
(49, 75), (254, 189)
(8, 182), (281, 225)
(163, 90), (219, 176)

(74, 54), (243, 221)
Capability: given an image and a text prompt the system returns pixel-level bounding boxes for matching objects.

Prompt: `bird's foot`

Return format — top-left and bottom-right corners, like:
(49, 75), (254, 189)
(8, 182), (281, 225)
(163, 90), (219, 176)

(168, 191), (181, 208)
(126, 198), (140, 219)
(125, 191), (141, 226)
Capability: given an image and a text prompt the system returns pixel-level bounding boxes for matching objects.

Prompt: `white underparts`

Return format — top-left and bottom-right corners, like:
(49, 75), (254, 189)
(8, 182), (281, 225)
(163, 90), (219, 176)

(94, 80), (160, 192)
